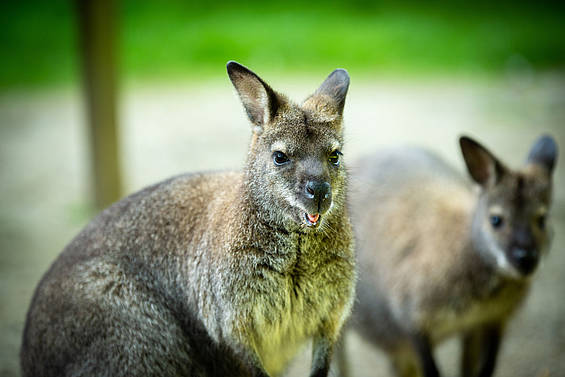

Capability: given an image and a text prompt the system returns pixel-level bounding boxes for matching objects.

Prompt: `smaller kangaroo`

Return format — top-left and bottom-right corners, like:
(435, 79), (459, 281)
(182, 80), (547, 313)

(339, 135), (557, 377)
(21, 62), (356, 377)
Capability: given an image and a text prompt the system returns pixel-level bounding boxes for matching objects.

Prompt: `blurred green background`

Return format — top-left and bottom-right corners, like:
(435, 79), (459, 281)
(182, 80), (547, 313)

(1, 1), (565, 377)
(1, 0), (564, 89)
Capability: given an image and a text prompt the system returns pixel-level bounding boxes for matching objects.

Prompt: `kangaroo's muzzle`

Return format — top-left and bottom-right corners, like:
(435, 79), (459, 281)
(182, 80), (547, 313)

(509, 247), (540, 276)
(304, 180), (332, 215)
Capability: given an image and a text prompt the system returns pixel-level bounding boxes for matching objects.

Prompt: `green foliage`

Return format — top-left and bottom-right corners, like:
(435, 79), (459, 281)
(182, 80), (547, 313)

(0, 1), (77, 87)
(1, 0), (564, 88)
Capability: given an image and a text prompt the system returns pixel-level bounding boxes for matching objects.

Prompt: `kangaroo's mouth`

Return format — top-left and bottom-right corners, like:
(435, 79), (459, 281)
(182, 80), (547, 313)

(304, 213), (320, 227)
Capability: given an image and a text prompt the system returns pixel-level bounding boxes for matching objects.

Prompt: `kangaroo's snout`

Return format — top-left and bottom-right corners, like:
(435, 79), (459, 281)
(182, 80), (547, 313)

(304, 180), (332, 214)
(508, 227), (540, 276)
(509, 247), (540, 276)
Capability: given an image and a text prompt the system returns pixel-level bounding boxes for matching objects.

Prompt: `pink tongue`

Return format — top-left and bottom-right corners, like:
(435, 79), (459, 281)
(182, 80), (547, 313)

(307, 213), (320, 223)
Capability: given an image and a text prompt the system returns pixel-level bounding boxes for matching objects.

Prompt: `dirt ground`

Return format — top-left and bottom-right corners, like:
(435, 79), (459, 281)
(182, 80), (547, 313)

(1, 73), (564, 376)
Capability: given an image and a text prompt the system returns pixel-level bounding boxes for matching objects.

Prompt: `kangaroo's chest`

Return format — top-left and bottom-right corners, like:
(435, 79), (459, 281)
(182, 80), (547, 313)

(426, 278), (528, 343)
(248, 237), (353, 376)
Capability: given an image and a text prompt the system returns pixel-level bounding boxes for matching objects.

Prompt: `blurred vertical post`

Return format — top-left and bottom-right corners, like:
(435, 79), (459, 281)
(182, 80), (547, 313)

(76, 0), (122, 210)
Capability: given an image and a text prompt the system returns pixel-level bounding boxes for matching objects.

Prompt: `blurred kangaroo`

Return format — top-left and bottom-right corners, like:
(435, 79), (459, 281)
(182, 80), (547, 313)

(339, 135), (557, 377)
(21, 61), (356, 377)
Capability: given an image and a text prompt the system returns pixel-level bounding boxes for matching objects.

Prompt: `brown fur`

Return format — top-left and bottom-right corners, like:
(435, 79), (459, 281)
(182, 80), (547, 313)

(20, 62), (356, 377)
(340, 135), (557, 377)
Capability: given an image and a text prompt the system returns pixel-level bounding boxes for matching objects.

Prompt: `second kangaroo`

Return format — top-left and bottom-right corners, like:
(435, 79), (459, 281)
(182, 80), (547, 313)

(21, 62), (356, 377)
(340, 135), (557, 377)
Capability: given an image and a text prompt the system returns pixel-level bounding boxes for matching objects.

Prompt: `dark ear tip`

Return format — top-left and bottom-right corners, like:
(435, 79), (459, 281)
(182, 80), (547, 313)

(532, 134), (558, 157)
(332, 68), (350, 78)
(459, 135), (477, 150)
(226, 60), (248, 76)
(537, 134), (558, 151)
(330, 68), (350, 85)
(528, 134), (558, 171)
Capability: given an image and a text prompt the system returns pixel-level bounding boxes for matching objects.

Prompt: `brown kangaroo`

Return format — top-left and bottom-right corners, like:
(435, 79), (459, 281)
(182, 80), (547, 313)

(21, 62), (356, 377)
(339, 135), (557, 377)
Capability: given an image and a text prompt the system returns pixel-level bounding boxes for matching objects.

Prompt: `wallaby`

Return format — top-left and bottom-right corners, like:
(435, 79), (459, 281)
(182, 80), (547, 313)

(21, 61), (356, 377)
(339, 135), (557, 377)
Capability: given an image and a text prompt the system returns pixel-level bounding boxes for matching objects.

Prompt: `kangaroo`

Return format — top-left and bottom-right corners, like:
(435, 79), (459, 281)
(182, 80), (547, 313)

(339, 135), (557, 377)
(21, 62), (356, 377)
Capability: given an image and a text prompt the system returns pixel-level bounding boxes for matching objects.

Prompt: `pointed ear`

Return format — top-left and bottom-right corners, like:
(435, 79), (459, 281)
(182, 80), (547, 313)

(303, 68), (350, 119)
(227, 61), (280, 129)
(459, 136), (506, 186)
(526, 134), (558, 174)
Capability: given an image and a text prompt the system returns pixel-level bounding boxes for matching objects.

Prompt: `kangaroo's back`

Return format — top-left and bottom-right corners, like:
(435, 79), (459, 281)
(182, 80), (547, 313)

(21, 172), (249, 377)
(351, 147), (474, 274)
(352, 146), (467, 201)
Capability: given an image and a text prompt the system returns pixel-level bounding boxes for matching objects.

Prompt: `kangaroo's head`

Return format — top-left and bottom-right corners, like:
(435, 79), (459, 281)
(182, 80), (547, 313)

(460, 135), (558, 279)
(227, 61), (349, 232)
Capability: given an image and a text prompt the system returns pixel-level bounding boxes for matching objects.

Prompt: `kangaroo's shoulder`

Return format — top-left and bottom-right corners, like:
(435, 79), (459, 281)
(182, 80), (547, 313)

(53, 171), (240, 264)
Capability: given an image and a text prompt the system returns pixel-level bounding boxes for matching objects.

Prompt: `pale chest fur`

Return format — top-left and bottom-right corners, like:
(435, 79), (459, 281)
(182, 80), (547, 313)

(416, 274), (529, 344)
(239, 233), (354, 376)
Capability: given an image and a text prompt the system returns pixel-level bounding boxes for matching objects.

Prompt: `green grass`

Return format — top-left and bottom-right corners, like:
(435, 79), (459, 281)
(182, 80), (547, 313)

(1, 1), (564, 89)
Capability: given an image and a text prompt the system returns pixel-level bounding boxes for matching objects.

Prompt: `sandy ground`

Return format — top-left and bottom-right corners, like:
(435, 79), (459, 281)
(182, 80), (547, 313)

(0, 73), (564, 376)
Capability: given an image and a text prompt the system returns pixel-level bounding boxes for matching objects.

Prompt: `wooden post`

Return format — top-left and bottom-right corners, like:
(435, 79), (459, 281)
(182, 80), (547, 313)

(76, 0), (122, 210)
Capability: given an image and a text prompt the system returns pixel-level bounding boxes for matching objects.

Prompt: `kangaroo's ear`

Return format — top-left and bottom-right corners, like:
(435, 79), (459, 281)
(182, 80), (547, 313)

(526, 134), (558, 174)
(459, 136), (507, 186)
(303, 68), (350, 120)
(227, 61), (281, 129)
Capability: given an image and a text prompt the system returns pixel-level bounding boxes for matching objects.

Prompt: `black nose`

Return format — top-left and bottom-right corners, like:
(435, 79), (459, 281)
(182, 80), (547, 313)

(510, 248), (540, 276)
(305, 180), (332, 214)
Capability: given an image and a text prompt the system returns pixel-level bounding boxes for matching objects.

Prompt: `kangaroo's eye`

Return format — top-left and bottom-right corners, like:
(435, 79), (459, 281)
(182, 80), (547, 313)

(537, 215), (547, 230)
(273, 151), (290, 166)
(329, 150), (342, 166)
(490, 215), (503, 229)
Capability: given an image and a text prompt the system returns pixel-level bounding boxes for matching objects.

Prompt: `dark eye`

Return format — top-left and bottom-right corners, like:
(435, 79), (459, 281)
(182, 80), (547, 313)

(537, 215), (547, 229)
(490, 215), (503, 229)
(329, 150), (342, 166)
(273, 151), (290, 166)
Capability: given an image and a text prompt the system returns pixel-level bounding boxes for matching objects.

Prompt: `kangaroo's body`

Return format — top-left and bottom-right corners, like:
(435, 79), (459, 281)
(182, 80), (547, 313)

(21, 63), (356, 377)
(342, 137), (557, 377)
